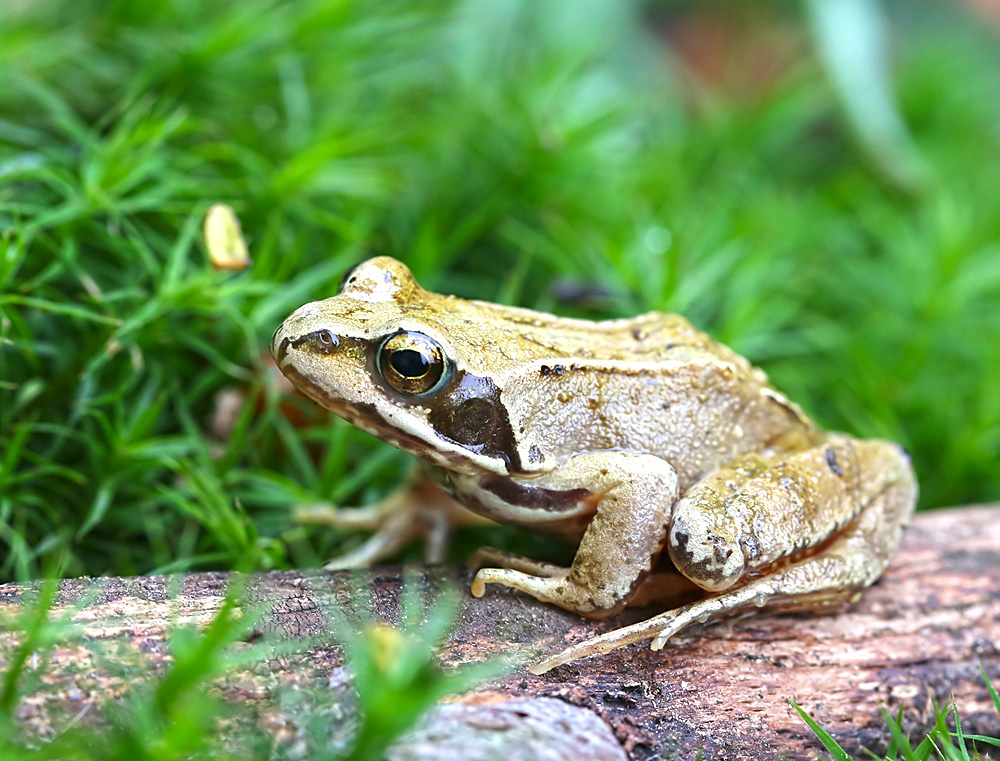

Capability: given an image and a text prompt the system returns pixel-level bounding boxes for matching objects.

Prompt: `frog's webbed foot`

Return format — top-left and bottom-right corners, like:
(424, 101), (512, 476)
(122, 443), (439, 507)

(296, 472), (491, 569)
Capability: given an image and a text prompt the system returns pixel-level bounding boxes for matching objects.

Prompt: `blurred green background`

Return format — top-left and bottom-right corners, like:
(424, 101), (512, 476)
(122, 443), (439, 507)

(2, 0), (999, 583)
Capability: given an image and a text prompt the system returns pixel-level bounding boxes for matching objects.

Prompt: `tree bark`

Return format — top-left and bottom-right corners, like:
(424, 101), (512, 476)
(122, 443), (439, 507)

(1, 506), (999, 760)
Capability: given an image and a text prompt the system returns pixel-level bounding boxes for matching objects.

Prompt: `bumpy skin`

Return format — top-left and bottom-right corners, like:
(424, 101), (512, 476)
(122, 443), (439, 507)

(272, 257), (917, 673)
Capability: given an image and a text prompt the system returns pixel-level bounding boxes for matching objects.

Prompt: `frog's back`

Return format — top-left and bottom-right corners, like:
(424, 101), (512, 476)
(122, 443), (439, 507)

(466, 300), (745, 366)
(476, 305), (816, 488)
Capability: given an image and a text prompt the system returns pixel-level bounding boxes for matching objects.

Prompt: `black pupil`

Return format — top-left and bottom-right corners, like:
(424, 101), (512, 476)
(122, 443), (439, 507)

(390, 348), (430, 378)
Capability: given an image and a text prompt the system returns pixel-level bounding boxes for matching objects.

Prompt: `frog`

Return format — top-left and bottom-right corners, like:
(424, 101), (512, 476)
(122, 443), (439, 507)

(271, 256), (917, 674)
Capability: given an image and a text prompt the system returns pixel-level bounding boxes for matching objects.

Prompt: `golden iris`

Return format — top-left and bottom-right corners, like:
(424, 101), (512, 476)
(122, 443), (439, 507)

(377, 331), (448, 396)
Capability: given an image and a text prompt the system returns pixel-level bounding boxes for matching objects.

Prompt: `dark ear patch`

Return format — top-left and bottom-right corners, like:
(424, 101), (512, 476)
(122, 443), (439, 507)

(428, 372), (522, 473)
(447, 398), (498, 445)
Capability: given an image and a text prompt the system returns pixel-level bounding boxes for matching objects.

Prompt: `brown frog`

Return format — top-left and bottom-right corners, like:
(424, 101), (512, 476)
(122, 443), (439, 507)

(271, 257), (917, 673)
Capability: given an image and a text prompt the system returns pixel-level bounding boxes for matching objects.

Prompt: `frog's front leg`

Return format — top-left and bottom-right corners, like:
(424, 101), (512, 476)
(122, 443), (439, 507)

(470, 452), (680, 617)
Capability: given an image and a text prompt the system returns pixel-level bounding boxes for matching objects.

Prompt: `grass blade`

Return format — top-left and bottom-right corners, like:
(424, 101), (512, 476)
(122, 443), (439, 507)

(789, 700), (853, 761)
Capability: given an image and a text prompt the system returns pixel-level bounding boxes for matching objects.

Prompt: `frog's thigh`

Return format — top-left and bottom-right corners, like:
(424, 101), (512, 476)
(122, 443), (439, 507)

(668, 436), (913, 592)
(472, 452), (679, 617)
(653, 445), (915, 644)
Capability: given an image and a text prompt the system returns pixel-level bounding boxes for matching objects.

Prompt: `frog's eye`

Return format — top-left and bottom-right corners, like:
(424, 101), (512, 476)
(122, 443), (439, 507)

(377, 331), (449, 396)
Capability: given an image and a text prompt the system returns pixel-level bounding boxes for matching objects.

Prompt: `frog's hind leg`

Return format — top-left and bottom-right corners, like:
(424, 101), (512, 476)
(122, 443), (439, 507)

(531, 437), (916, 674)
(666, 435), (915, 593)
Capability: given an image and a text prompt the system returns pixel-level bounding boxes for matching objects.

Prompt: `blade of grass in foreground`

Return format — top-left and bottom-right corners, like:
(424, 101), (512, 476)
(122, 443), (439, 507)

(789, 700), (852, 761)
(794, 666), (1000, 760)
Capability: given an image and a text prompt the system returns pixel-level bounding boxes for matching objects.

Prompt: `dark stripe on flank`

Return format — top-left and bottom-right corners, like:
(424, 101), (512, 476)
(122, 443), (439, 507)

(480, 476), (591, 512)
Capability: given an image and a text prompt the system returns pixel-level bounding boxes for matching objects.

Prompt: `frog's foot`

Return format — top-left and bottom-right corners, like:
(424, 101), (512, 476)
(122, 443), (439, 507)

(529, 569), (857, 675)
(468, 547), (699, 608)
(470, 566), (637, 619)
(313, 504), (447, 569)
(295, 474), (491, 569)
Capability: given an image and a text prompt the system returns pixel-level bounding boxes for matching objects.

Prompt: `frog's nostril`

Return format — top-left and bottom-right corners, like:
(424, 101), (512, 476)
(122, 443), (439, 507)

(305, 329), (339, 355)
(315, 329), (339, 350)
(285, 329), (341, 357)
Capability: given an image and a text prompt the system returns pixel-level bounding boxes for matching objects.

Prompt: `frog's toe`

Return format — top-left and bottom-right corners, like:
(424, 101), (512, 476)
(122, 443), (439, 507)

(529, 618), (666, 674)
(470, 567), (513, 598)
(296, 503), (388, 531)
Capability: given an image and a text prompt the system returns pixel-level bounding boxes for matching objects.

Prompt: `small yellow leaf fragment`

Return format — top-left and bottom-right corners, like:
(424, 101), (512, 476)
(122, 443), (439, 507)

(204, 203), (250, 270)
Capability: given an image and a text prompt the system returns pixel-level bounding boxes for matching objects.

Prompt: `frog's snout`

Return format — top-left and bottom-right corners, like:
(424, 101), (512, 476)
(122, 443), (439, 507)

(271, 321), (301, 366)
(271, 303), (317, 364)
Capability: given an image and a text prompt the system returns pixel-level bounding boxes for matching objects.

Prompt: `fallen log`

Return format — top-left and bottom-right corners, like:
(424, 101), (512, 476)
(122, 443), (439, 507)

(1, 505), (999, 760)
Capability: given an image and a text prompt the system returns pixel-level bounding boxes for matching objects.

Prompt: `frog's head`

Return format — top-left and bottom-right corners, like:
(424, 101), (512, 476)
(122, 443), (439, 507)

(271, 257), (521, 476)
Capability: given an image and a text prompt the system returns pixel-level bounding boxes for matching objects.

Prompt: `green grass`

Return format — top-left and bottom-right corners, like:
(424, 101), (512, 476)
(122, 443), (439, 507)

(792, 663), (1000, 760)
(0, 573), (498, 761)
(2, 0), (999, 580)
(2, 0), (1000, 757)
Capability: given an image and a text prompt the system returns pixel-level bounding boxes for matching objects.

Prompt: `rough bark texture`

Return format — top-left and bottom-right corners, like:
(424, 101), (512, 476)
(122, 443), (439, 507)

(1, 506), (999, 760)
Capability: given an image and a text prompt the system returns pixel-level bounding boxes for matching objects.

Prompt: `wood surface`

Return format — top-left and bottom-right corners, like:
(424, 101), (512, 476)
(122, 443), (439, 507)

(1, 506), (999, 760)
